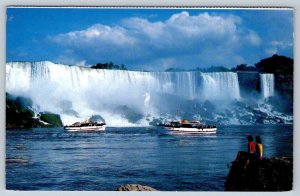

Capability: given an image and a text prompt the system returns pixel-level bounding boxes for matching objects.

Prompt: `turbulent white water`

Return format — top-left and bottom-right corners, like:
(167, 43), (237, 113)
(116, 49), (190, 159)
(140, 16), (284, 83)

(260, 74), (275, 99)
(6, 61), (273, 126)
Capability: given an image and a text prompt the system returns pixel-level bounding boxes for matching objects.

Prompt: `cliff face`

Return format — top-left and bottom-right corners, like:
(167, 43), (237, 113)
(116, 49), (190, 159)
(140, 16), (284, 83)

(237, 72), (260, 98)
(225, 157), (293, 191)
(275, 74), (293, 103)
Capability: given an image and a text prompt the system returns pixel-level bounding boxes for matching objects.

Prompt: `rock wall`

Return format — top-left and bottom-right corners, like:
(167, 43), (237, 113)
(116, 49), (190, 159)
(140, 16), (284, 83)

(237, 72), (260, 98)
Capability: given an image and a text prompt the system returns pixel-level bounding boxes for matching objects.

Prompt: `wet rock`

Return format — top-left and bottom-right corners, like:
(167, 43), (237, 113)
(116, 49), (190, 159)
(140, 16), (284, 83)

(225, 157), (292, 191)
(117, 184), (157, 191)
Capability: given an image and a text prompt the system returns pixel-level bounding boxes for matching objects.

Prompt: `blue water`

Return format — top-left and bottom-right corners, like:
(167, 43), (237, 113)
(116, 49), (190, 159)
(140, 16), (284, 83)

(6, 125), (293, 191)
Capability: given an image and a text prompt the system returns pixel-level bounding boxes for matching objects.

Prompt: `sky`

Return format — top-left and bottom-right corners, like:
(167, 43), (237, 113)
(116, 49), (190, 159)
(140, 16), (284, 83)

(6, 8), (294, 71)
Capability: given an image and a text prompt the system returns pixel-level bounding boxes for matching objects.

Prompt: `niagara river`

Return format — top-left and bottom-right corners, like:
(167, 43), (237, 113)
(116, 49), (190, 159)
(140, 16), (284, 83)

(6, 125), (293, 191)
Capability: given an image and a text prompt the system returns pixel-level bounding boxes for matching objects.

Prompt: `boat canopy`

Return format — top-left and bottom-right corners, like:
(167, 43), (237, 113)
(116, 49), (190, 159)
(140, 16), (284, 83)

(180, 120), (190, 124)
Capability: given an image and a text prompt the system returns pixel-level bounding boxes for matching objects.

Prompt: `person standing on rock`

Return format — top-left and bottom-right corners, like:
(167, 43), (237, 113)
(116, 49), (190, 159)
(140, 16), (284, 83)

(255, 136), (263, 160)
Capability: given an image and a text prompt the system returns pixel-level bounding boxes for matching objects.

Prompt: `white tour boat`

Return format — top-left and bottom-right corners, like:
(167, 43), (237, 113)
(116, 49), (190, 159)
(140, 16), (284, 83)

(158, 120), (217, 134)
(64, 120), (106, 131)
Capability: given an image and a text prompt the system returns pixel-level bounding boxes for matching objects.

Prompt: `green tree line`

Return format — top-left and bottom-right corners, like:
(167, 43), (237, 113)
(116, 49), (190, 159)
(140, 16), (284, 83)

(166, 54), (293, 75)
(91, 62), (127, 70)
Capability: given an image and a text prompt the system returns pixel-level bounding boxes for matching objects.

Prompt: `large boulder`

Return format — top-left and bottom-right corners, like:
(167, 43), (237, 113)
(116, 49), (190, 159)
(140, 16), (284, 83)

(225, 157), (292, 191)
(117, 184), (157, 191)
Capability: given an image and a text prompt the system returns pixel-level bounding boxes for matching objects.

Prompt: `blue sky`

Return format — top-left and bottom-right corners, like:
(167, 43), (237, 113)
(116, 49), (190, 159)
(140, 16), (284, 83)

(7, 8), (293, 71)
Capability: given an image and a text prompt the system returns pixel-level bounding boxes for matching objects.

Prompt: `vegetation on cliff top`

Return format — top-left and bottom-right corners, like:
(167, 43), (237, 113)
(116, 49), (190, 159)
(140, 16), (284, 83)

(255, 55), (293, 75)
(164, 54), (293, 75)
(91, 62), (127, 70)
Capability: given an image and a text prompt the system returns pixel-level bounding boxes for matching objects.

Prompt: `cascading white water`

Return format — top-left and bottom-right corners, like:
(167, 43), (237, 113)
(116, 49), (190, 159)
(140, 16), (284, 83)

(6, 61), (241, 126)
(201, 72), (241, 101)
(260, 73), (275, 99)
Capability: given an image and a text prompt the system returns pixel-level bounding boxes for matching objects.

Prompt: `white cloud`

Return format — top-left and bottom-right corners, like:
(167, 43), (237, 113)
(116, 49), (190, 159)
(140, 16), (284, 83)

(245, 30), (261, 46)
(265, 48), (278, 56)
(49, 11), (261, 69)
(265, 40), (293, 56)
(271, 40), (293, 48)
(52, 24), (136, 46)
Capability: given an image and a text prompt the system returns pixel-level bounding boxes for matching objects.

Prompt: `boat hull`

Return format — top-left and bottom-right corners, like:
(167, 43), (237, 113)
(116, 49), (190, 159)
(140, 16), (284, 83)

(64, 125), (106, 132)
(165, 127), (217, 134)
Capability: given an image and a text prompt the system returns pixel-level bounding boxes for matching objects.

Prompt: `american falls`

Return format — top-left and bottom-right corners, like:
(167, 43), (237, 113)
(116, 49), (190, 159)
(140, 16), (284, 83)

(6, 61), (288, 126)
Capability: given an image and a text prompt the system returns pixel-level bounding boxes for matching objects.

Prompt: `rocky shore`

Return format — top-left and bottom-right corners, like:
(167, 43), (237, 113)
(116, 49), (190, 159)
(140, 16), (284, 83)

(116, 184), (157, 191)
(225, 157), (292, 191)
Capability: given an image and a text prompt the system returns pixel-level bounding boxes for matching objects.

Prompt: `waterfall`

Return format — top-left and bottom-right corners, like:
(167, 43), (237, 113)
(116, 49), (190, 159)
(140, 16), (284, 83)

(6, 61), (242, 126)
(260, 74), (275, 99)
(201, 72), (240, 101)
(6, 62), (32, 94)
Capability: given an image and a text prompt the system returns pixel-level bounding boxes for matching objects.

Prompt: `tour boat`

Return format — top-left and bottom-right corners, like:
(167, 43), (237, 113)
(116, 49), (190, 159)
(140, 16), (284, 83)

(158, 120), (217, 134)
(64, 120), (106, 131)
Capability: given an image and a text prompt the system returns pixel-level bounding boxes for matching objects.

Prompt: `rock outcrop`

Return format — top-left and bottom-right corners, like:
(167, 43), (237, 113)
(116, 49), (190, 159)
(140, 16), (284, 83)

(225, 157), (292, 191)
(6, 93), (63, 129)
(117, 184), (157, 191)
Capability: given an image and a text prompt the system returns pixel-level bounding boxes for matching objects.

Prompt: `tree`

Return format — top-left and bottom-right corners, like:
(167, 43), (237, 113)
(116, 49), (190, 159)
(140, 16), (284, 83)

(120, 64), (127, 70)
(91, 62), (128, 70)
(231, 64), (257, 72)
(255, 54), (293, 74)
(204, 66), (230, 72)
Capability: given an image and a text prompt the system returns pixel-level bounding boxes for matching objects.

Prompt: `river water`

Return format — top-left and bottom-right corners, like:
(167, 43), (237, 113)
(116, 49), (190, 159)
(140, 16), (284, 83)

(6, 125), (293, 191)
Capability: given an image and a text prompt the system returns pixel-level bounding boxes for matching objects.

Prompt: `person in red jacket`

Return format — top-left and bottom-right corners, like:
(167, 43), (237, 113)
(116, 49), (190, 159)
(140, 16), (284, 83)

(234, 135), (255, 164)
